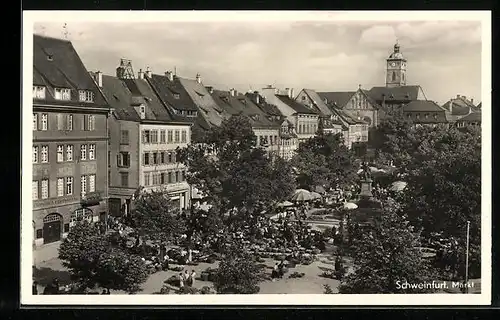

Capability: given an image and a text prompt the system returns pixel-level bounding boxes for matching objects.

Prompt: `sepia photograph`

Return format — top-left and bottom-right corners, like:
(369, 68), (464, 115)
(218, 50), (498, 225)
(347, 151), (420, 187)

(22, 11), (491, 305)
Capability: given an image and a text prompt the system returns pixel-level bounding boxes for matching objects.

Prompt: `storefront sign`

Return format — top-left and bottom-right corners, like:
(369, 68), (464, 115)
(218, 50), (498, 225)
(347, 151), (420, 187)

(33, 195), (79, 210)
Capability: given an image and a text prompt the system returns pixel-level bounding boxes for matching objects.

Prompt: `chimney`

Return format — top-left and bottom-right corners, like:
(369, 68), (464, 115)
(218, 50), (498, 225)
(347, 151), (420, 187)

(138, 69), (144, 79)
(456, 94), (460, 99)
(145, 67), (152, 78)
(196, 73), (201, 84)
(205, 86), (214, 94)
(229, 88), (236, 97)
(324, 98), (328, 105)
(286, 88), (294, 99)
(462, 95), (466, 100)
(255, 94), (260, 104)
(165, 71), (174, 81)
(95, 71), (103, 88)
(470, 98), (474, 104)
(448, 100), (453, 113)
(358, 84), (362, 90)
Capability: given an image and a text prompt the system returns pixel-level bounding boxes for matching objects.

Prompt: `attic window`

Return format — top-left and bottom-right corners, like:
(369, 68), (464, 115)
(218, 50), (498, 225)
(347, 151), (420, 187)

(33, 86), (46, 99)
(79, 90), (94, 103)
(405, 93), (410, 99)
(434, 114), (437, 119)
(173, 93), (180, 99)
(425, 113), (429, 119)
(389, 94), (394, 99)
(47, 55), (53, 61)
(145, 97), (152, 102)
(55, 88), (71, 101)
(301, 96), (306, 101)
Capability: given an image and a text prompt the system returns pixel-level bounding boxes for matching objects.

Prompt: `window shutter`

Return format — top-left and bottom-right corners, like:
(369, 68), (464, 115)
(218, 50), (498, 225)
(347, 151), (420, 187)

(84, 115), (89, 131)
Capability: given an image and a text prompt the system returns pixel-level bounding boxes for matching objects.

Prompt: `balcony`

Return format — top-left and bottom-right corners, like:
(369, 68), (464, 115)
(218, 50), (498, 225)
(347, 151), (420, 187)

(80, 191), (103, 207)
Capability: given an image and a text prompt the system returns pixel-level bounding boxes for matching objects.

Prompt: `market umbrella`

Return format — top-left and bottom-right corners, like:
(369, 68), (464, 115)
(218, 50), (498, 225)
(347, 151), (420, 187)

(294, 188), (310, 194)
(310, 192), (322, 199)
(277, 200), (294, 207)
(314, 185), (326, 194)
(291, 189), (314, 202)
(390, 181), (407, 192)
(198, 202), (213, 212)
(343, 202), (358, 210)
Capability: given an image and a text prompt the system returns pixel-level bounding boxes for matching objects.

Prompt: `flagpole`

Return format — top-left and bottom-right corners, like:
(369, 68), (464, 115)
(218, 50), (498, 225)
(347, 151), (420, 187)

(465, 220), (470, 294)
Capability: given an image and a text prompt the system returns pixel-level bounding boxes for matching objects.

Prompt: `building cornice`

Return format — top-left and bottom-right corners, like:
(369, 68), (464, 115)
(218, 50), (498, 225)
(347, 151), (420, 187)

(33, 102), (113, 114)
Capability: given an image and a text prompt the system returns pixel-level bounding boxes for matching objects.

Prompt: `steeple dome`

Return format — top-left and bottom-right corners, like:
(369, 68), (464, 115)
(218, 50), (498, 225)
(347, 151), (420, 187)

(388, 41), (404, 60)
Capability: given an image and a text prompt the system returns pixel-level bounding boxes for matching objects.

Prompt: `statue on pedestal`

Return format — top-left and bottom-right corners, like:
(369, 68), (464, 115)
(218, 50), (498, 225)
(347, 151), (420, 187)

(359, 162), (373, 198)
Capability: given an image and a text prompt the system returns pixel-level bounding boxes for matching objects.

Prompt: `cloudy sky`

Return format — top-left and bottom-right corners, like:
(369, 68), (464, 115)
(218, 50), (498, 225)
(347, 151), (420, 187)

(34, 19), (482, 105)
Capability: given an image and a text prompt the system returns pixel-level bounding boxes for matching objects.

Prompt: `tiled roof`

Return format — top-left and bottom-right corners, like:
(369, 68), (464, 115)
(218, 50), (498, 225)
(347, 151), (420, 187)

(303, 89), (333, 116)
(317, 91), (355, 108)
(442, 97), (481, 115)
(457, 112), (481, 122)
(33, 34), (108, 108)
(403, 100), (446, 112)
(178, 77), (229, 127)
(276, 95), (318, 115)
(147, 74), (198, 111)
(122, 78), (174, 122)
(100, 75), (140, 121)
(366, 85), (421, 102)
(211, 90), (277, 129)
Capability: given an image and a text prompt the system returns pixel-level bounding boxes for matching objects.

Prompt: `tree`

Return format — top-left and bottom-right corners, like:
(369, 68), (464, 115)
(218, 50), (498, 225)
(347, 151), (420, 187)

(213, 244), (263, 294)
(370, 115), (416, 167)
(127, 189), (186, 246)
(292, 133), (356, 189)
(395, 126), (481, 278)
(58, 221), (149, 293)
(178, 115), (295, 213)
(339, 200), (436, 294)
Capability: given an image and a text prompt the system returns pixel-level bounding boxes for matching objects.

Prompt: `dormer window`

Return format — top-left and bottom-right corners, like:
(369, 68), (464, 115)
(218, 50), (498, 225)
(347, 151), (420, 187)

(139, 105), (146, 119)
(173, 93), (180, 99)
(55, 88), (71, 101)
(33, 86), (46, 99)
(79, 90), (94, 103)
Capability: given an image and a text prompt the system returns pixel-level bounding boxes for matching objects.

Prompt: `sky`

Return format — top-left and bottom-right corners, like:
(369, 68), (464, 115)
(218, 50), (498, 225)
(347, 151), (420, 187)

(33, 19), (483, 106)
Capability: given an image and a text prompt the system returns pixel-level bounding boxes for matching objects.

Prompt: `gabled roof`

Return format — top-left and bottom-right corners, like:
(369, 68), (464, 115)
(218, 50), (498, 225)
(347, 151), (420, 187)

(302, 89), (333, 116)
(122, 78), (174, 122)
(403, 100), (446, 113)
(366, 85), (422, 102)
(457, 112), (481, 122)
(317, 91), (355, 109)
(178, 77), (229, 127)
(147, 74), (198, 111)
(211, 90), (277, 129)
(33, 34), (108, 108)
(100, 75), (140, 121)
(441, 97), (481, 114)
(276, 95), (318, 115)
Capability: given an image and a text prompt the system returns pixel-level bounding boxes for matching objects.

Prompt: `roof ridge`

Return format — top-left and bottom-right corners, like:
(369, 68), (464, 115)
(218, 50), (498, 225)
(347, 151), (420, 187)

(34, 33), (71, 43)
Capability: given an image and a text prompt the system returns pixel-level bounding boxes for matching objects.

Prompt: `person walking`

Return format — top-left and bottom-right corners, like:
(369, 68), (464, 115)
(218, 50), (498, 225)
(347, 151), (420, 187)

(32, 281), (38, 295)
(178, 273), (184, 289)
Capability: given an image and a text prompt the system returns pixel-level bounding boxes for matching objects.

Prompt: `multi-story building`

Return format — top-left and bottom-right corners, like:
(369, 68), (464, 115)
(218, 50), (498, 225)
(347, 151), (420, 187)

(209, 88), (281, 156)
(101, 60), (191, 216)
(455, 111), (481, 128)
(245, 91), (298, 160)
(441, 94), (481, 122)
(402, 100), (450, 128)
(32, 35), (111, 246)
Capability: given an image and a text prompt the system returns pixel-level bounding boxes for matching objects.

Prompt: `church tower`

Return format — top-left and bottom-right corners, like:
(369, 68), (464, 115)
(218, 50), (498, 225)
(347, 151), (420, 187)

(386, 42), (407, 87)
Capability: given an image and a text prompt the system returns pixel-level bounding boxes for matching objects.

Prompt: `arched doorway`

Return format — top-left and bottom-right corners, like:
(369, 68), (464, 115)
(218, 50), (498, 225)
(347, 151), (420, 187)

(70, 207), (94, 227)
(43, 213), (63, 244)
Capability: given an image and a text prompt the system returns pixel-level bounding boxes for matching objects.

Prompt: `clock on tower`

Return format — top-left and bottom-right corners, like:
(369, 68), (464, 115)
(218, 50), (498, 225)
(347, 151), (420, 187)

(386, 42), (407, 88)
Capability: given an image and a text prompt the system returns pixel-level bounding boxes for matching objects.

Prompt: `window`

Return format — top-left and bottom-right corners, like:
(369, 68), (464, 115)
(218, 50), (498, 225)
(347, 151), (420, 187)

(66, 114), (73, 131)
(32, 181), (39, 200)
(33, 146), (38, 163)
(66, 177), (73, 195)
(118, 152), (130, 167)
(174, 130), (180, 143)
(81, 175), (87, 197)
(160, 172), (166, 184)
(41, 114), (48, 131)
(89, 144), (96, 160)
(66, 145), (73, 161)
(167, 130), (173, 143)
(80, 145), (87, 161)
(180, 170), (185, 182)
(33, 113), (38, 130)
(57, 178), (64, 197)
(36, 229), (43, 239)
(152, 173), (159, 185)
(174, 171), (179, 183)
(167, 172), (172, 183)
(152, 152), (158, 165)
(33, 86), (46, 99)
(56, 145), (64, 162)
(181, 131), (187, 143)
(160, 152), (166, 164)
(173, 93), (180, 99)
(391, 72), (396, 81)
(120, 172), (129, 187)
(55, 88), (71, 100)
(88, 115), (95, 131)
(64, 223), (70, 233)
(89, 175), (95, 192)
(39, 146), (48, 163)
(41, 179), (49, 199)
(425, 113), (429, 119)
(120, 130), (129, 145)
(144, 173), (150, 186)
(151, 130), (158, 143)
(79, 90), (94, 103)
(142, 130), (151, 144)
(143, 153), (150, 166)
(167, 152), (172, 163)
